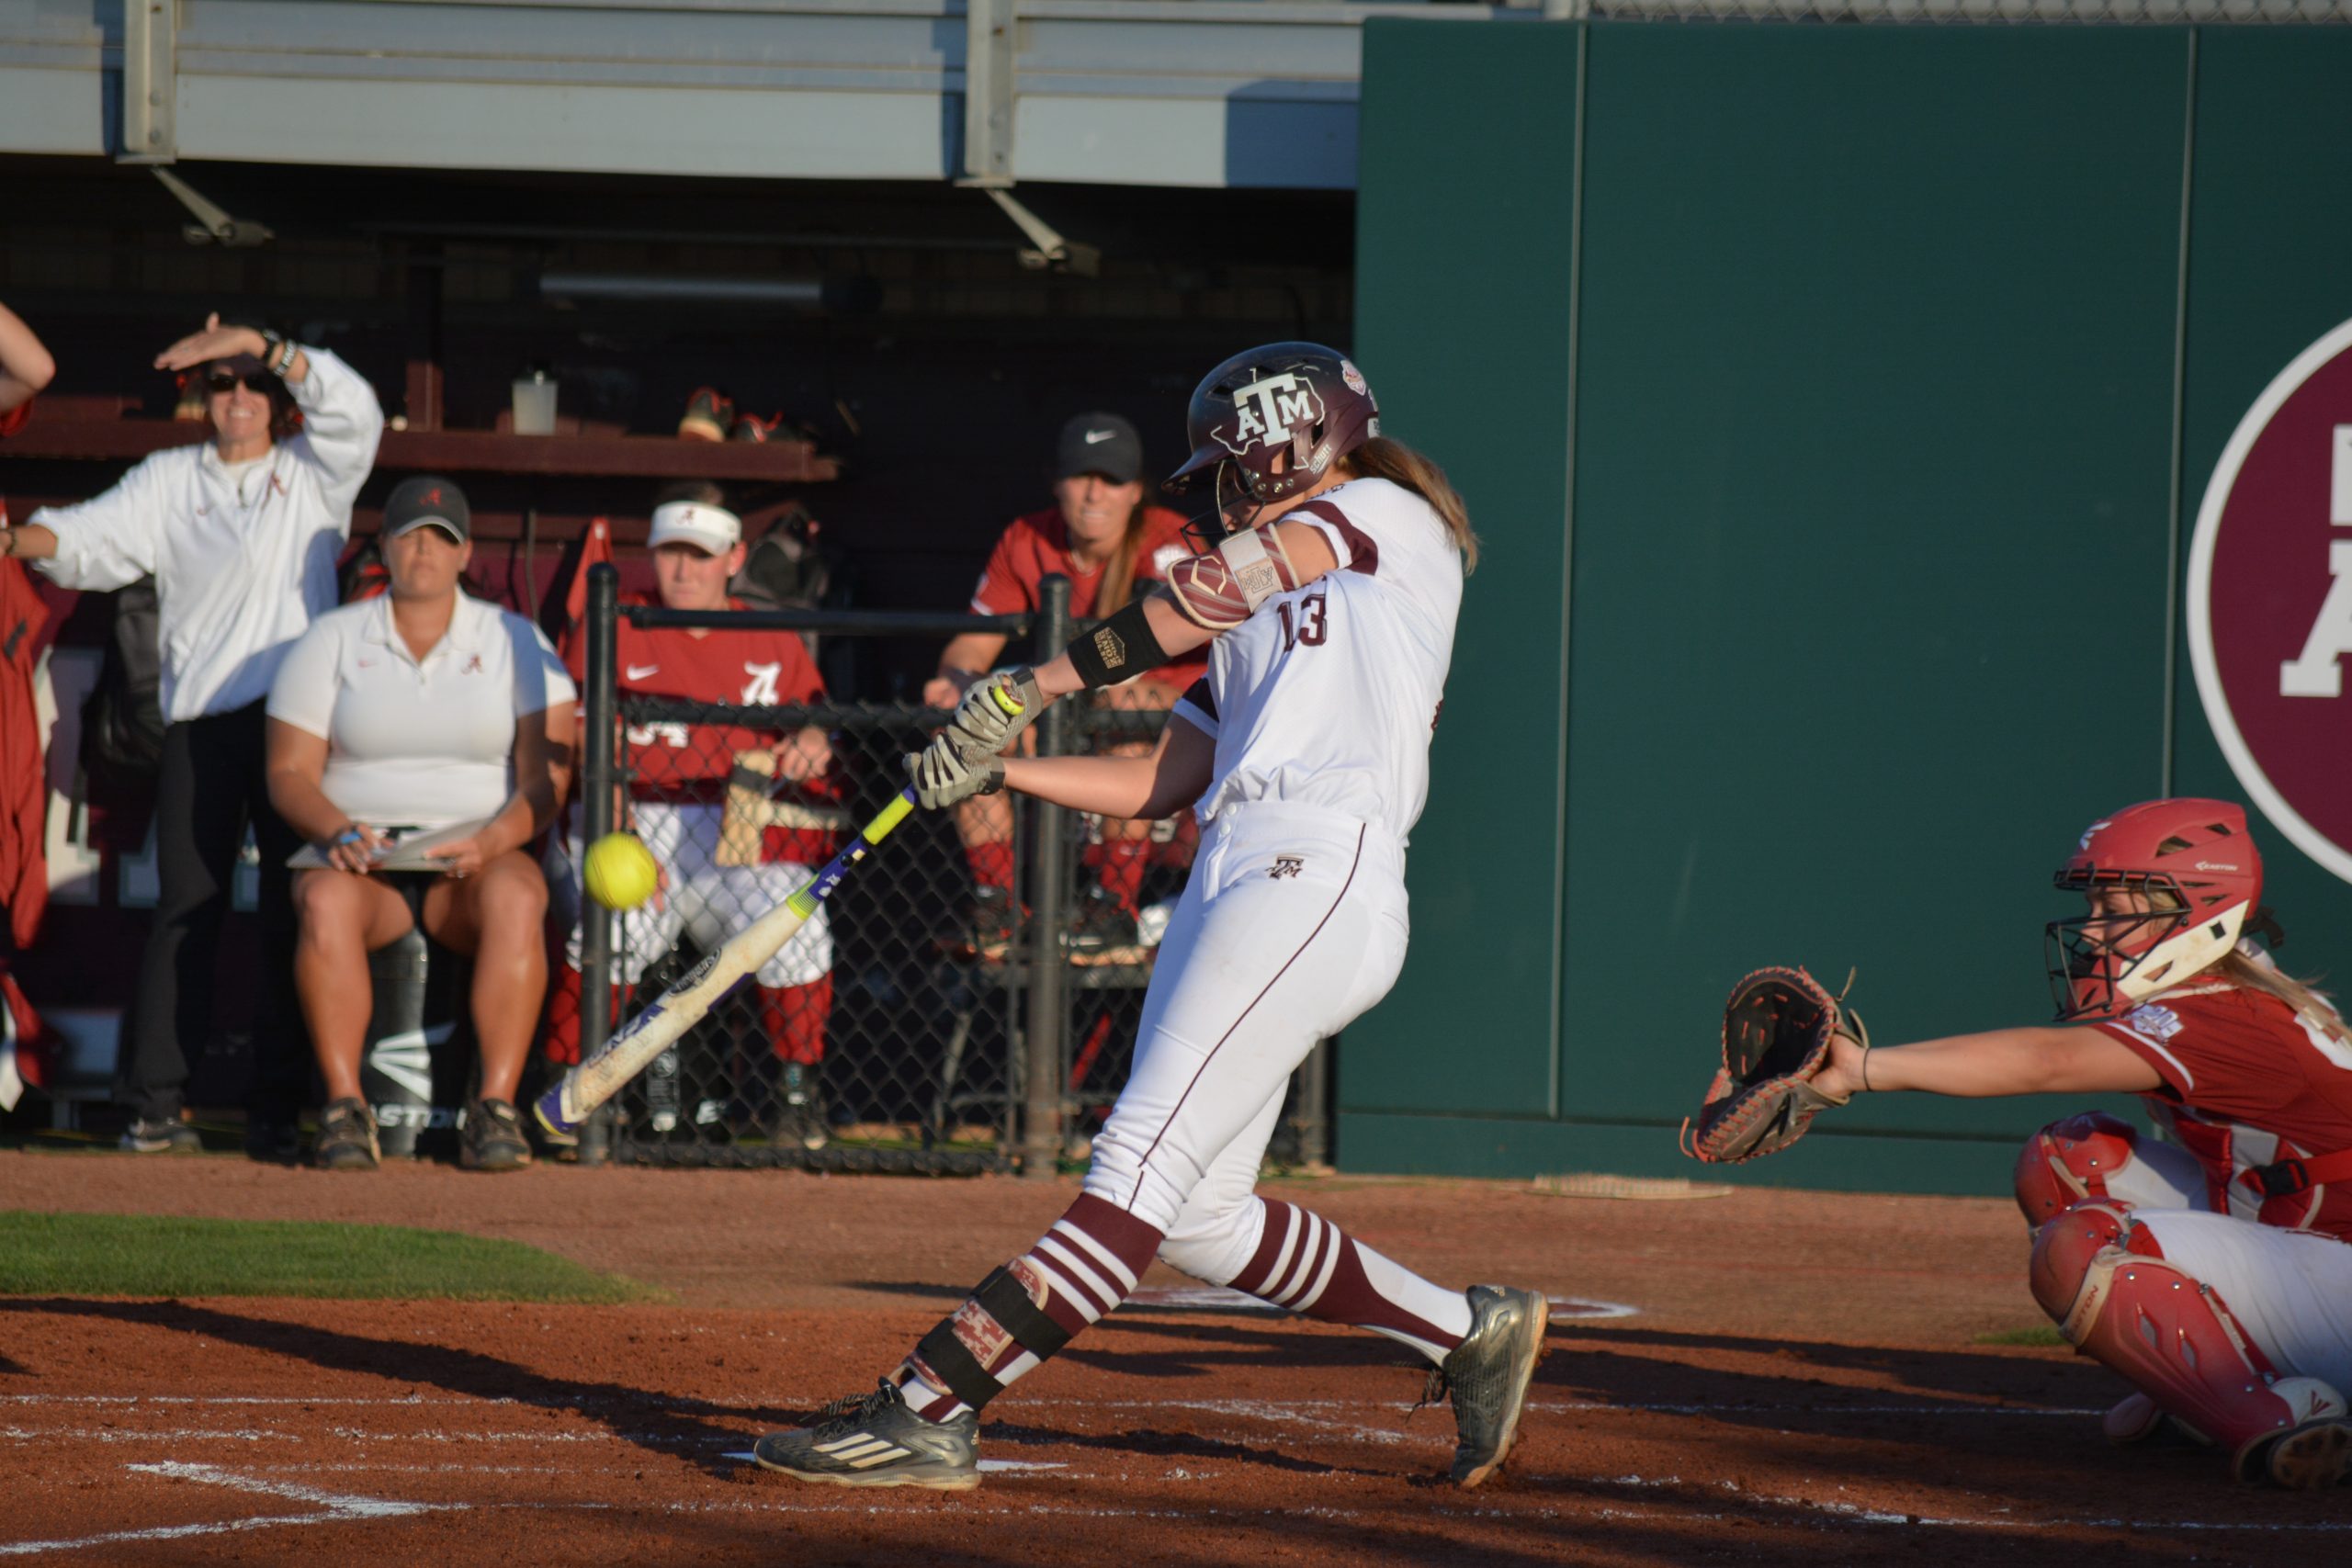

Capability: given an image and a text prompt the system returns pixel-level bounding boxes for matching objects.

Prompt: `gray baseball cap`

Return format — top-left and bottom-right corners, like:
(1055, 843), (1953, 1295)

(1055, 412), (1143, 486)
(380, 475), (470, 543)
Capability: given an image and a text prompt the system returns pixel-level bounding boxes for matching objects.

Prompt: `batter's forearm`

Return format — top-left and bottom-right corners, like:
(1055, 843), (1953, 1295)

(1034, 595), (1212, 701)
(1000, 753), (1162, 819)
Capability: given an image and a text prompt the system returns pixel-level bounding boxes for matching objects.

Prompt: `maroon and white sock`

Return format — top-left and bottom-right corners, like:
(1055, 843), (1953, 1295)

(1227, 1199), (1472, 1362)
(896, 1193), (1163, 1423)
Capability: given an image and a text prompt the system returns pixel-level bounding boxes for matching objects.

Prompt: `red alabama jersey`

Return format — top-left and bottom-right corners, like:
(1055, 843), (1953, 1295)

(971, 505), (1208, 686)
(563, 593), (839, 860)
(2093, 980), (2352, 1242)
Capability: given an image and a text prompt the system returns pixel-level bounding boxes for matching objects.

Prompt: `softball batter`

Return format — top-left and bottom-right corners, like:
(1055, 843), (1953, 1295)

(1807, 800), (2352, 1488)
(755, 343), (1549, 1493)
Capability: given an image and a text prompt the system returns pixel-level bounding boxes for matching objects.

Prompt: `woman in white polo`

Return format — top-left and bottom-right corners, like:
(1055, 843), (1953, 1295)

(265, 476), (576, 1172)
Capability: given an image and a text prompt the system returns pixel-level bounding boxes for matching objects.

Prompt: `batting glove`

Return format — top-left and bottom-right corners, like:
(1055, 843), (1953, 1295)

(906, 745), (1008, 812)
(941, 667), (1042, 761)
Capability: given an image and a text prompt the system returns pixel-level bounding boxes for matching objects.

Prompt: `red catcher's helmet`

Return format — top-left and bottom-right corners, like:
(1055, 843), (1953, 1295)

(2044, 799), (2263, 1021)
(1162, 343), (1380, 524)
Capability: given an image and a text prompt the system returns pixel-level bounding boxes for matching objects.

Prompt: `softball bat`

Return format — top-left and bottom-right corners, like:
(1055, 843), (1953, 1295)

(534, 787), (917, 1136)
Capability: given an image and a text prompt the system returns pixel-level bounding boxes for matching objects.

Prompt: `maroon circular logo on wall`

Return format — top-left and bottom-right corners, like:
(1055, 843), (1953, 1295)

(2189, 318), (2352, 884)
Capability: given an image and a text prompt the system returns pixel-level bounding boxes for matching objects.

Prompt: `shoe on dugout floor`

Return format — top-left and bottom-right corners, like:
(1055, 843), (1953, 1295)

(1067, 885), (1145, 965)
(753, 1379), (980, 1491)
(1421, 1284), (1550, 1488)
(119, 1114), (202, 1155)
(937, 885), (1024, 963)
(678, 387), (734, 443)
(778, 1061), (829, 1152)
(313, 1098), (379, 1171)
(730, 411), (783, 443)
(459, 1099), (534, 1172)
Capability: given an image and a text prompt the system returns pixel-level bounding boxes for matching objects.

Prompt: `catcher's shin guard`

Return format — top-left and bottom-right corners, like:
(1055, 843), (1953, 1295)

(2030, 1203), (2337, 1474)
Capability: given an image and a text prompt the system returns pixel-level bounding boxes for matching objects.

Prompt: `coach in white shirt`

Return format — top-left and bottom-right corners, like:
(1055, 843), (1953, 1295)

(0, 313), (383, 1156)
(266, 477), (575, 1173)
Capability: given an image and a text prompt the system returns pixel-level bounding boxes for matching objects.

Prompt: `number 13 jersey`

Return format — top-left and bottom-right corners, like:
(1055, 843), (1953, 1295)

(1170, 477), (1464, 848)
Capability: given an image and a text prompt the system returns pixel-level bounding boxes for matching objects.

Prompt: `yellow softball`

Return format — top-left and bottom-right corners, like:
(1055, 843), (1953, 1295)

(583, 832), (659, 910)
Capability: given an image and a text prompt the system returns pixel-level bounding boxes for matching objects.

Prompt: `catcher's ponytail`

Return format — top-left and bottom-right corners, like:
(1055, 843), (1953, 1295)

(2216, 947), (2349, 1047)
(1343, 437), (1478, 573)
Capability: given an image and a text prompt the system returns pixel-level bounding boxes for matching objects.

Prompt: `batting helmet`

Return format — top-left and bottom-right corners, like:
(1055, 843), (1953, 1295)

(2044, 799), (2263, 1021)
(1162, 343), (1380, 518)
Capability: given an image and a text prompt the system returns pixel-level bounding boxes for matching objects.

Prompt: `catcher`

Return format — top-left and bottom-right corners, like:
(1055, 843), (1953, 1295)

(1689, 799), (2352, 1489)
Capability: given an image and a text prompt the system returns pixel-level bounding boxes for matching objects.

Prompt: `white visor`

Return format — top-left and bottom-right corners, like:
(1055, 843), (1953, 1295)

(647, 501), (742, 556)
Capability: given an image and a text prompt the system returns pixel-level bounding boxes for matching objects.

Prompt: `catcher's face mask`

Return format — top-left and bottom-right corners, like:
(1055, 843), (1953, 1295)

(2043, 875), (2239, 1021)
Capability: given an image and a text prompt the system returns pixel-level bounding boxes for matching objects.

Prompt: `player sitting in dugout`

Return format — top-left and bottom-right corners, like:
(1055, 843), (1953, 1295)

(921, 412), (1207, 962)
(265, 477), (575, 1173)
(1749, 801), (2352, 1488)
(548, 482), (842, 1149)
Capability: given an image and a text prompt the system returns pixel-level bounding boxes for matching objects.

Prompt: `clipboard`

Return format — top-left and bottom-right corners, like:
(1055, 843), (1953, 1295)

(286, 818), (495, 872)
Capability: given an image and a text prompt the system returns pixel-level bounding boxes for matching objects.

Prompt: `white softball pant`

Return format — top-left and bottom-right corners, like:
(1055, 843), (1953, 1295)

(1082, 801), (1409, 1281)
(553, 800), (831, 988)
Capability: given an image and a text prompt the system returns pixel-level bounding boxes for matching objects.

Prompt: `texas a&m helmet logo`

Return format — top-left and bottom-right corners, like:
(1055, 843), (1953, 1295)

(1211, 373), (1326, 457)
(2188, 317), (2352, 883)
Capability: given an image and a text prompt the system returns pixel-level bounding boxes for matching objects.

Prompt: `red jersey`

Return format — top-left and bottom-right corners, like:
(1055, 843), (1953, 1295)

(2094, 979), (2352, 1242)
(971, 505), (1208, 686)
(563, 593), (840, 862)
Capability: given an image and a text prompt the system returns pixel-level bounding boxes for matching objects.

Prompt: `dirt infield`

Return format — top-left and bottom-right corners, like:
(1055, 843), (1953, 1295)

(0, 1153), (2344, 1565)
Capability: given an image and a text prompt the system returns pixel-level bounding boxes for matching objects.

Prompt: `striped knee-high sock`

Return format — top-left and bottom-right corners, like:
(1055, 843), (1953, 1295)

(896, 1193), (1163, 1423)
(1227, 1199), (1473, 1362)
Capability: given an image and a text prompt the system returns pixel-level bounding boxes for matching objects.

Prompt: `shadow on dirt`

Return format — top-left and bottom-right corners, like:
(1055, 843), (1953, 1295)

(0, 1296), (777, 1475)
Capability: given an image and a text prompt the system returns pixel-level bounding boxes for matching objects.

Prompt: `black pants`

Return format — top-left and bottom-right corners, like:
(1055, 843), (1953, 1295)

(118, 702), (305, 1121)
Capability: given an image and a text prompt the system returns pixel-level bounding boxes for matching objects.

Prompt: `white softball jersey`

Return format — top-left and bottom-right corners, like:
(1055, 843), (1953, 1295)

(1171, 476), (1461, 850)
(1082, 472), (1476, 1364)
(32, 347), (385, 722)
(267, 591), (575, 831)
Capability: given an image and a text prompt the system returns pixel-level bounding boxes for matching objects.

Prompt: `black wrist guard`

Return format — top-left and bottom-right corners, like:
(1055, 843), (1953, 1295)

(1067, 598), (1172, 690)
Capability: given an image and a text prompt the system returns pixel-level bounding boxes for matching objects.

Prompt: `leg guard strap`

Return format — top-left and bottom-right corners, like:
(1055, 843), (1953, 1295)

(975, 1265), (1070, 1359)
(912, 1320), (1004, 1413)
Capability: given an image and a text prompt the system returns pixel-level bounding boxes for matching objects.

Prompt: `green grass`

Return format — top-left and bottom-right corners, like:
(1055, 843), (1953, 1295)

(1974, 1324), (2066, 1348)
(0, 1211), (666, 1303)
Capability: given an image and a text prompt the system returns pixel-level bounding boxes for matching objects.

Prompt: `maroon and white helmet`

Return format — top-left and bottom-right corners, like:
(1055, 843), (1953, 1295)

(1162, 343), (1380, 515)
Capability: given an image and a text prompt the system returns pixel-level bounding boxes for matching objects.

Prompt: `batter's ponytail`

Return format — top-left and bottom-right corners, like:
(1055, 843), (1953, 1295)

(1343, 438), (1478, 573)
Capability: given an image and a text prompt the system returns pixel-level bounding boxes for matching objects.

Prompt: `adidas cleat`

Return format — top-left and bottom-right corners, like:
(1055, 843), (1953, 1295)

(1423, 1284), (1549, 1488)
(753, 1379), (980, 1491)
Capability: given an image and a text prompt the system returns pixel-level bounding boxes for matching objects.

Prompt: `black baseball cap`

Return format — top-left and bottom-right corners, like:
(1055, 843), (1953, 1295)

(380, 476), (470, 543)
(1055, 412), (1143, 486)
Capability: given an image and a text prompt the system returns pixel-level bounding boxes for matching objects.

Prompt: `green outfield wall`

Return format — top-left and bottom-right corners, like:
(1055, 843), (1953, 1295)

(1346, 21), (2352, 1194)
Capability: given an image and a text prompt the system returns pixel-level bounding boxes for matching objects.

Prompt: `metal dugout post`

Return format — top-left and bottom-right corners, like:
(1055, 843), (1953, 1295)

(577, 564), (619, 1166)
(1019, 575), (1073, 1178)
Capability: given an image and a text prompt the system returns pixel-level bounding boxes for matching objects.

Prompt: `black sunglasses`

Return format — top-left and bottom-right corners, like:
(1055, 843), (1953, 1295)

(205, 369), (271, 395)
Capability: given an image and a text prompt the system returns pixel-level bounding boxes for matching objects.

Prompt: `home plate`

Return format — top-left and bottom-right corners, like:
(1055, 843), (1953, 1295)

(1125, 1286), (1637, 1320)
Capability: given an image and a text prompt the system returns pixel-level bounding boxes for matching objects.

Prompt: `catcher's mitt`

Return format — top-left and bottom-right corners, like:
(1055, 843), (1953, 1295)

(1682, 965), (1866, 1165)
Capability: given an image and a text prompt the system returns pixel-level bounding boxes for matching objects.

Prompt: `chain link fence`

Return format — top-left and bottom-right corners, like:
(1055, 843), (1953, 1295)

(558, 570), (1328, 1175)
(1557, 0), (2346, 21)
